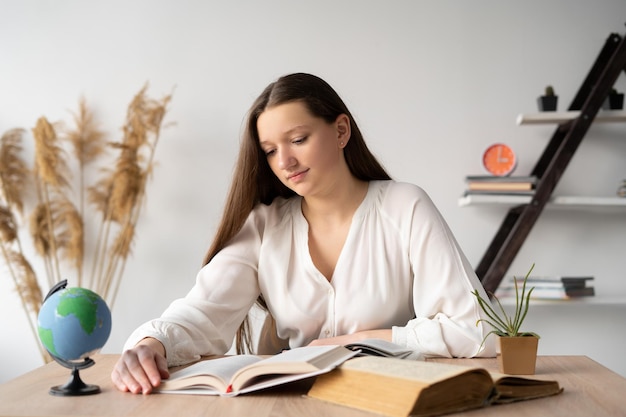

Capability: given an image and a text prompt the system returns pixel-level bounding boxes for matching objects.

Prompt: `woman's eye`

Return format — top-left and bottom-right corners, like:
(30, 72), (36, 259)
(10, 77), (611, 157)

(292, 136), (307, 145)
(264, 149), (276, 157)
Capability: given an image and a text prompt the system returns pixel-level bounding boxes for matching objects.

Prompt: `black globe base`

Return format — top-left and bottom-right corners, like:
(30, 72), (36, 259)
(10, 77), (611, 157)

(49, 367), (101, 396)
(47, 356), (101, 396)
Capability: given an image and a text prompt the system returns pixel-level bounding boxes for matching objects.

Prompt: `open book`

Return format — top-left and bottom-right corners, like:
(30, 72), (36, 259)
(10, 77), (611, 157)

(154, 345), (357, 396)
(307, 356), (563, 417)
(344, 338), (421, 360)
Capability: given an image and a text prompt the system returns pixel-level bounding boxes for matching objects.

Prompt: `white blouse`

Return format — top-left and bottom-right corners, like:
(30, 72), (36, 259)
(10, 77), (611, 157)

(124, 180), (496, 366)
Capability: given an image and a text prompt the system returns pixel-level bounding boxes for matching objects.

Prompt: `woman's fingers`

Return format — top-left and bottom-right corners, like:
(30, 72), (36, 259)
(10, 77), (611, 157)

(111, 344), (168, 394)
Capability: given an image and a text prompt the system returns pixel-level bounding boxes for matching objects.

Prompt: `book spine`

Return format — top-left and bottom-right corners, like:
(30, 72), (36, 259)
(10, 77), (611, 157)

(467, 182), (534, 191)
(464, 190), (536, 196)
(465, 175), (537, 183)
(496, 286), (595, 299)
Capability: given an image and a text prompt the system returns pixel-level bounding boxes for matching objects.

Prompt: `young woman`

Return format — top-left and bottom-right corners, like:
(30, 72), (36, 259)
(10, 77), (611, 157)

(111, 73), (496, 394)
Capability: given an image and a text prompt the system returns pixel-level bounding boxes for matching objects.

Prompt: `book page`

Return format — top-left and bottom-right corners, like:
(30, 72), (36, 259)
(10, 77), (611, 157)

(342, 356), (488, 384)
(158, 345), (357, 396)
(488, 372), (563, 402)
(231, 345), (357, 392)
(157, 355), (261, 393)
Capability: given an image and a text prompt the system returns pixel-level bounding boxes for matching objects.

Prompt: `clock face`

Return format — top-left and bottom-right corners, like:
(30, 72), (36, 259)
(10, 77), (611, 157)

(482, 143), (517, 176)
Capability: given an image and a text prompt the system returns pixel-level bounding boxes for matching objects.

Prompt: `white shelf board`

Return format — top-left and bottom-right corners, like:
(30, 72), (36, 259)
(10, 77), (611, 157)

(497, 296), (626, 306)
(458, 194), (532, 206)
(458, 194), (626, 208)
(516, 110), (626, 125)
(550, 195), (626, 206)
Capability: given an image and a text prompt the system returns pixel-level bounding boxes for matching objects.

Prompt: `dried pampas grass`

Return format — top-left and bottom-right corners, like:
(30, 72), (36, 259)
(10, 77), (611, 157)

(33, 117), (69, 189)
(68, 97), (106, 166)
(0, 84), (172, 363)
(0, 206), (18, 242)
(0, 129), (29, 213)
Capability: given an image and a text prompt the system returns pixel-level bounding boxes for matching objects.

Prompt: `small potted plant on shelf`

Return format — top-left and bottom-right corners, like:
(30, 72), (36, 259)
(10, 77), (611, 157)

(472, 264), (539, 375)
(537, 85), (558, 111)
(602, 88), (624, 110)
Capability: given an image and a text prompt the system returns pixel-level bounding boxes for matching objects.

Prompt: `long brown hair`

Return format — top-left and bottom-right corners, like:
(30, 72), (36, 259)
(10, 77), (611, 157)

(203, 73), (391, 353)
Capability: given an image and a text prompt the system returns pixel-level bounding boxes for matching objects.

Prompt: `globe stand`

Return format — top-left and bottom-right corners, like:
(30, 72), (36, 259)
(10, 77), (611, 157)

(48, 355), (101, 396)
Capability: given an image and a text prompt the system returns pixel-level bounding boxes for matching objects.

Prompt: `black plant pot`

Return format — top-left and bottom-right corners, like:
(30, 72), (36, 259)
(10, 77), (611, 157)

(537, 95), (558, 112)
(602, 93), (624, 110)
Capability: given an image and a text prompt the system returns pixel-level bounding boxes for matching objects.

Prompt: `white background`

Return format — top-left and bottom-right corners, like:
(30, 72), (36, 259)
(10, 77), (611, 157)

(1, 0), (626, 383)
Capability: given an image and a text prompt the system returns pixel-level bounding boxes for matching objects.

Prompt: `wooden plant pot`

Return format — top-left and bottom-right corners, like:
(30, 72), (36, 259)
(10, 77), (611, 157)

(497, 336), (539, 375)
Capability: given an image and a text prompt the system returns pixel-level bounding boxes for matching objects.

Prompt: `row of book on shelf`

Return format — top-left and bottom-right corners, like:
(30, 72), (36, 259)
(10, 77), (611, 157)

(464, 175), (537, 196)
(495, 275), (595, 300)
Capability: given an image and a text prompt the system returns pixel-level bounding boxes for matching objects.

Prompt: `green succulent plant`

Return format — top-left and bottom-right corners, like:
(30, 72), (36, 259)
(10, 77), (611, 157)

(544, 86), (555, 96)
(472, 263), (540, 349)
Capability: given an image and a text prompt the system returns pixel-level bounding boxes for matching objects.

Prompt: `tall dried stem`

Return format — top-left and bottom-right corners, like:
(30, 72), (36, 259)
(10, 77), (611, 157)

(95, 86), (172, 304)
(0, 243), (48, 362)
(0, 131), (49, 362)
(108, 95), (171, 307)
(66, 97), (105, 286)
(0, 129), (29, 213)
(32, 117), (69, 286)
(29, 203), (55, 284)
(0, 129), (31, 262)
(0, 206), (48, 362)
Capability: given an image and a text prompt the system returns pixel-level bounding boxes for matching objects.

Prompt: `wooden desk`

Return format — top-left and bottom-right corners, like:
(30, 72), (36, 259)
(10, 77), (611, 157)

(0, 355), (625, 416)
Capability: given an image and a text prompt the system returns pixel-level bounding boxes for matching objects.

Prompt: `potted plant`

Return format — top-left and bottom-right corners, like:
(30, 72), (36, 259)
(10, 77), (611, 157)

(471, 264), (539, 375)
(537, 85), (558, 111)
(602, 88), (624, 110)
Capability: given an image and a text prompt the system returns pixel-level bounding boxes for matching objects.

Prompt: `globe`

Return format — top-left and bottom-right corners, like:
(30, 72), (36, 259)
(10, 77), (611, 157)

(37, 286), (112, 362)
(36, 282), (112, 396)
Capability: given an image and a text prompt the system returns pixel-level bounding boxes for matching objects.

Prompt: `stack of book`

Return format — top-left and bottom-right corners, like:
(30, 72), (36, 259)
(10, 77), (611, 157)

(464, 175), (537, 196)
(495, 275), (595, 300)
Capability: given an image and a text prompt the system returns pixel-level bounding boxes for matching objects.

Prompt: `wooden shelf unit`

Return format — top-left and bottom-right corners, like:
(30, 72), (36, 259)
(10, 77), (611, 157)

(470, 31), (626, 294)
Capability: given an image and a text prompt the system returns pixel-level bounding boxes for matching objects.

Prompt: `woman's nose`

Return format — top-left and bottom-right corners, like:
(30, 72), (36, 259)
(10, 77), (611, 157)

(277, 148), (296, 169)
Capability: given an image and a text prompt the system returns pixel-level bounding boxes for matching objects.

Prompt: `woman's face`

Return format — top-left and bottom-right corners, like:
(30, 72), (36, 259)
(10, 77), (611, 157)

(257, 101), (349, 198)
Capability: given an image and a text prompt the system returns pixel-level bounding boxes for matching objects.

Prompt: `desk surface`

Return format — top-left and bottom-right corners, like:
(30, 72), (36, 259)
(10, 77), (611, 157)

(1, 355), (625, 417)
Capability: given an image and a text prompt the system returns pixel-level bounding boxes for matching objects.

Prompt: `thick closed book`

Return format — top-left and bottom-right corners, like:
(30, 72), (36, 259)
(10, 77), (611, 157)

(465, 175), (537, 192)
(307, 356), (562, 417)
(155, 345), (357, 396)
(465, 175), (537, 183)
(496, 285), (595, 300)
(467, 182), (534, 191)
(522, 276), (595, 289)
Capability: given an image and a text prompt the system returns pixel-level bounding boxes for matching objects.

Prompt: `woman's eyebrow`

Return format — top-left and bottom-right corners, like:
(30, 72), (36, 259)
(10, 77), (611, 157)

(260, 125), (310, 145)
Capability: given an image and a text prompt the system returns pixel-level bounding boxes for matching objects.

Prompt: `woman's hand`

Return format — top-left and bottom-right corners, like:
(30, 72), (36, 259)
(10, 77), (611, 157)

(111, 337), (169, 395)
(308, 329), (391, 346)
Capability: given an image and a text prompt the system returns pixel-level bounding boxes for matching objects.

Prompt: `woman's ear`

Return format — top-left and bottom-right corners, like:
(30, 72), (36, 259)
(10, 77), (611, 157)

(335, 114), (351, 148)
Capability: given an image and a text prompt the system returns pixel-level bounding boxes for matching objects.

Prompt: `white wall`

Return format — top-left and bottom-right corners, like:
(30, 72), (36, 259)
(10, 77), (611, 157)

(2, 0), (626, 383)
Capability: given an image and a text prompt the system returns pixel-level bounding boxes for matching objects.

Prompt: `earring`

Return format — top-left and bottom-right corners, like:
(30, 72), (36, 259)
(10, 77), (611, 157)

(340, 141), (344, 146)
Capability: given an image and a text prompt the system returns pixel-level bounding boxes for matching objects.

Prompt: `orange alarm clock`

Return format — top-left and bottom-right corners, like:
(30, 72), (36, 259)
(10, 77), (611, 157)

(482, 143), (517, 176)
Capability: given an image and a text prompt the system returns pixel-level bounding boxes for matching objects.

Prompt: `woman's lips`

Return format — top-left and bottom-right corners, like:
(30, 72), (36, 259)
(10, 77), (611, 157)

(287, 169), (308, 182)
